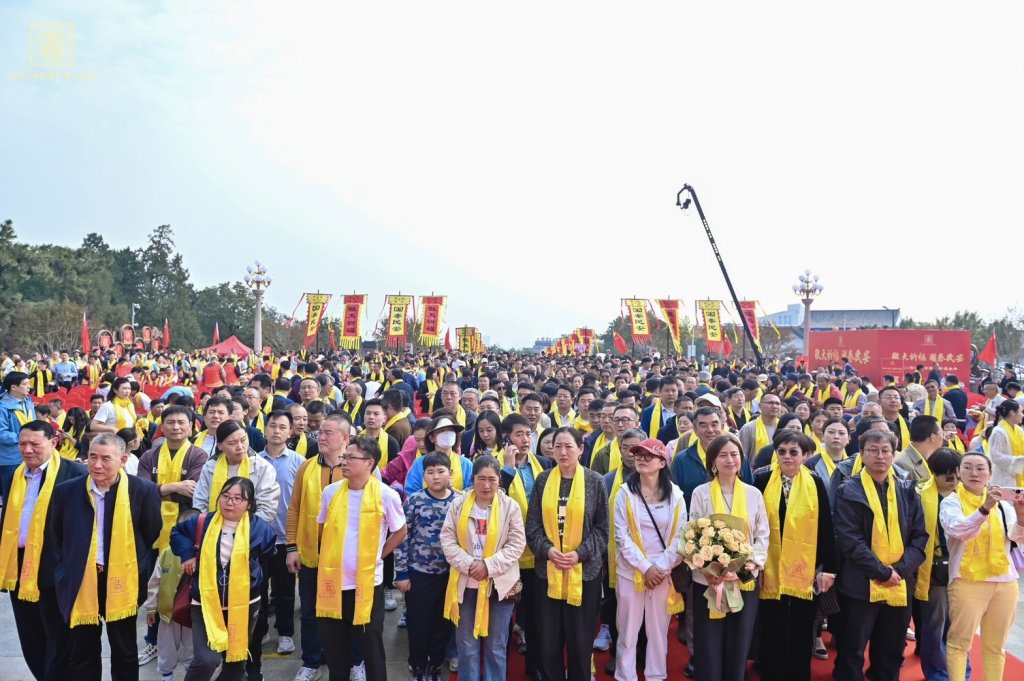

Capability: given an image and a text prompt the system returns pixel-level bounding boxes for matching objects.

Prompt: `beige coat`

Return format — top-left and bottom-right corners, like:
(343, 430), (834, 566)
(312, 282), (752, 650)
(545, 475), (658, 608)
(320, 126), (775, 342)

(440, 489), (525, 602)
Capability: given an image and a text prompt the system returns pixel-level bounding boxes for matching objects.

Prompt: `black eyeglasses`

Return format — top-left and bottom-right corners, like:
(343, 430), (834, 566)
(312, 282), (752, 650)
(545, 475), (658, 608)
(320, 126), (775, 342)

(632, 451), (660, 462)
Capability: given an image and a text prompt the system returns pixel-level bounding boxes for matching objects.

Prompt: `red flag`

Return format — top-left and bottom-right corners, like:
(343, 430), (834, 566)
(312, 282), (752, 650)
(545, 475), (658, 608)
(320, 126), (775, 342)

(163, 318), (171, 349)
(613, 332), (628, 354)
(723, 334), (734, 357)
(444, 328), (452, 351)
(81, 312), (91, 353)
(213, 322), (221, 345)
(977, 330), (998, 366)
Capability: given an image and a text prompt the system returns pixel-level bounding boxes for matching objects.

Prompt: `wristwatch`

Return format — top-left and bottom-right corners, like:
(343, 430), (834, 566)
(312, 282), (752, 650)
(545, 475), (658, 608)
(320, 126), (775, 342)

(979, 506), (990, 516)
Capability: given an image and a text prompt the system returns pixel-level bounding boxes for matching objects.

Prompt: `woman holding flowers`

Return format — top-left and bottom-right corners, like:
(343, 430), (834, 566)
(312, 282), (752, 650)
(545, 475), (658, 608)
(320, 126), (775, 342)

(686, 433), (769, 681)
(752, 431), (837, 681)
(612, 438), (686, 681)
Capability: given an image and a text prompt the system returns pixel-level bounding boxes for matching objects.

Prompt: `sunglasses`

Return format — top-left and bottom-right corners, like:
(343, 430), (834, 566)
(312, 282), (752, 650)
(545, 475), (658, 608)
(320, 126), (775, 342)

(632, 451), (662, 462)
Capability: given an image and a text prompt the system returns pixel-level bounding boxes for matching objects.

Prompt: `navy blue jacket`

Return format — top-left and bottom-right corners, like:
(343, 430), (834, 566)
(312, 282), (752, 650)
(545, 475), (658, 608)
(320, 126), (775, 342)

(49, 473), (162, 623)
(670, 443), (753, 510)
(0, 457), (87, 594)
(171, 511), (277, 603)
(833, 473), (927, 602)
(639, 403), (679, 445)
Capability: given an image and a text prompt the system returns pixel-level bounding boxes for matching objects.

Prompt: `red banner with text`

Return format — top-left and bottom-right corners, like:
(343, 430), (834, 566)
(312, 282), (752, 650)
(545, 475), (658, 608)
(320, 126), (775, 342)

(808, 329), (971, 383)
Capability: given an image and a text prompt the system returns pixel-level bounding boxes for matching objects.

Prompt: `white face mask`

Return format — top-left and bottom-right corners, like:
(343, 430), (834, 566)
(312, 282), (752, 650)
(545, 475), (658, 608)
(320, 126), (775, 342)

(436, 431), (457, 449)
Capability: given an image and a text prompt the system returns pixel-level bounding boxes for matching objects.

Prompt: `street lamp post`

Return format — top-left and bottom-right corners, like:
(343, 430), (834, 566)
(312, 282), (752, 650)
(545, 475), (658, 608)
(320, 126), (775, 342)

(792, 270), (823, 358)
(244, 261), (272, 354)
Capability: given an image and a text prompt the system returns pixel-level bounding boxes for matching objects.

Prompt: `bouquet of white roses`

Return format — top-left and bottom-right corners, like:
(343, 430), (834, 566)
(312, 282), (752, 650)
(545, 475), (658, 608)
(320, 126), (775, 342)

(678, 513), (755, 616)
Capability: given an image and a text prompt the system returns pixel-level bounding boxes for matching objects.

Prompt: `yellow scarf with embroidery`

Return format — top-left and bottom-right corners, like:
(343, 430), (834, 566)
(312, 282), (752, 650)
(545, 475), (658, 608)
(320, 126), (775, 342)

(542, 466), (585, 605)
(508, 451), (544, 568)
(155, 441), (191, 549)
(297, 460), (325, 567)
(1001, 423), (1024, 487)
(111, 396), (135, 430)
(956, 485), (1010, 582)
(649, 400), (664, 440)
(710, 477), (754, 600)
(0, 457), (61, 601)
(70, 471), (138, 626)
(317, 477), (382, 624)
(443, 492), (501, 637)
(607, 466), (625, 588)
(622, 489), (684, 614)
(915, 478), (939, 601)
(859, 469), (906, 606)
(198, 512), (251, 662)
(209, 455), (251, 512)
(762, 466), (818, 600)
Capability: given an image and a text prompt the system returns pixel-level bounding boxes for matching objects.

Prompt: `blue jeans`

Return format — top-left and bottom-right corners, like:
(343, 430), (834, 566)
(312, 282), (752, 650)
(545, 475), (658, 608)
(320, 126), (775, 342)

(918, 588), (970, 681)
(455, 588), (515, 681)
(298, 566), (324, 668)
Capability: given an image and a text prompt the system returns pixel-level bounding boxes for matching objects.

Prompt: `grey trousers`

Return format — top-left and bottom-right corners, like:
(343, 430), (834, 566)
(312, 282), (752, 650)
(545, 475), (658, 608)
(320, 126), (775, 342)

(185, 603), (259, 681)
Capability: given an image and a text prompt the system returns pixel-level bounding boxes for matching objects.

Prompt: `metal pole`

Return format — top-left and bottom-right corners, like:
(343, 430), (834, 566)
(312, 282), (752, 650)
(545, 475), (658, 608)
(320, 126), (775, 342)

(676, 185), (764, 367)
(254, 288), (264, 354)
(803, 298), (812, 357)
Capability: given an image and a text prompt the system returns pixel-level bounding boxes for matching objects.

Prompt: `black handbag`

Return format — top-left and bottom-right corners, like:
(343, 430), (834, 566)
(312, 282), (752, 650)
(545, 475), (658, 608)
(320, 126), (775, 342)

(638, 493), (692, 594)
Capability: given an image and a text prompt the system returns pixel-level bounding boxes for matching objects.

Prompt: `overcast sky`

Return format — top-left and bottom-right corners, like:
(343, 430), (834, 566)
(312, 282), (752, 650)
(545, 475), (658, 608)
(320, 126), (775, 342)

(3, 2), (1023, 348)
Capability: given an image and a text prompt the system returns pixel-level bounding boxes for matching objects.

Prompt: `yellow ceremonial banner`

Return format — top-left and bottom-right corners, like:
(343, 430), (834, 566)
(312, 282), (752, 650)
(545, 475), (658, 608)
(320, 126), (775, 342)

(386, 295), (413, 348)
(624, 299), (652, 345)
(340, 295), (367, 350)
(697, 300), (725, 354)
(419, 296), (446, 346)
(303, 294), (332, 349)
(457, 326), (474, 353)
(655, 299), (684, 354)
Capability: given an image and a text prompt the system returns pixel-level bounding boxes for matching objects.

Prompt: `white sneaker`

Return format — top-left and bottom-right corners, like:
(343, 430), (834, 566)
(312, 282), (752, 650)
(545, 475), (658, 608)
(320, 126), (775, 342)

(350, 662), (367, 681)
(294, 667), (322, 681)
(138, 642), (158, 665)
(593, 624), (612, 651)
(277, 635), (296, 654)
(384, 588), (398, 611)
(906, 627), (916, 641)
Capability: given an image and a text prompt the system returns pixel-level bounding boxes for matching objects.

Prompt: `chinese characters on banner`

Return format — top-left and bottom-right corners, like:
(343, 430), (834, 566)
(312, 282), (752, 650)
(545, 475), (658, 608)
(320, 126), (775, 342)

(385, 295), (413, 347)
(697, 300), (725, 355)
(655, 299), (684, 354)
(303, 293), (332, 349)
(808, 330), (971, 382)
(340, 294), (366, 349)
(456, 326), (475, 353)
(623, 299), (652, 345)
(419, 296), (446, 346)
(738, 301), (762, 350)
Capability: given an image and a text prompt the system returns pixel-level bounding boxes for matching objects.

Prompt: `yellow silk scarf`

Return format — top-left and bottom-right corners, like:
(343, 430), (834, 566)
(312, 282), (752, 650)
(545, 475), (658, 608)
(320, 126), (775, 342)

(294, 432), (308, 457)
(112, 396), (135, 430)
(859, 469), (906, 606)
(0, 457), (61, 601)
(454, 405), (467, 429)
(155, 442), (191, 549)
(447, 451), (465, 491)
(649, 400), (663, 440)
(384, 409), (411, 434)
(754, 417), (771, 453)
(607, 467), (625, 588)
(198, 512), (251, 662)
(209, 456), (251, 512)
(956, 485), (1009, 582)
(317, 477), (382, 624)
(375, 431), (391, 468)
(924, 397), (945, 422)
(542, 466), (585, 605)
(572, 415), (592, 434)
(762, 466), (818, 600)
(343, 397), (363, 420)
(297, 461), (324, 567)
(843, 389), (863, 409)
(443, 492), (501, 637)
(70, 470), (139, 626)
(895, 415), (910, 449)
(550, 408), (576, 428)
(1001, 424), (1024, 487)
(622, 490), (684, 614)
(710, 477), (754, 600)
(608, 438), (623, 473)
(915, 477), (939, 601)
(508, 451), (544, 569)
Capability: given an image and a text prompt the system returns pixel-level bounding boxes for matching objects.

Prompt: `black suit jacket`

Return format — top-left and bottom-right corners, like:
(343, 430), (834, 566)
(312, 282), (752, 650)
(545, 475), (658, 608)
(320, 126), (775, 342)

(49, 473), (162, 623)
(0, 457), (88, 593)
(752, 468), (838, 574)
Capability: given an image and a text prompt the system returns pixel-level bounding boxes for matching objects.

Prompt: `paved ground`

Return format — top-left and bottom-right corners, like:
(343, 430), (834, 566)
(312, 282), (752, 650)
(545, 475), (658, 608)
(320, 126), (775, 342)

(2, 581), (1024, 680)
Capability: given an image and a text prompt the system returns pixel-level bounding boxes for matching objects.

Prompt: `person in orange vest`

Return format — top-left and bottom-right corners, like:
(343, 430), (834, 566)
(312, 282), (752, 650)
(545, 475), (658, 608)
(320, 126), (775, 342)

(223, 358), (241, 386)
(201, 357), (226, 389)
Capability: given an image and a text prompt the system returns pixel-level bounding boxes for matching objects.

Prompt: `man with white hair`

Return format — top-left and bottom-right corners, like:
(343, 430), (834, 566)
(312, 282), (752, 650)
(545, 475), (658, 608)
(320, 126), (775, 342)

(694, 370), (713, 396)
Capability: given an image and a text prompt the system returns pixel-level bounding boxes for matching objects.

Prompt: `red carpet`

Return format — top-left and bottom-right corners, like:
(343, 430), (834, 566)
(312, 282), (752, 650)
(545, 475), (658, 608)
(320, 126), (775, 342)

(489, 619), (1024, 680)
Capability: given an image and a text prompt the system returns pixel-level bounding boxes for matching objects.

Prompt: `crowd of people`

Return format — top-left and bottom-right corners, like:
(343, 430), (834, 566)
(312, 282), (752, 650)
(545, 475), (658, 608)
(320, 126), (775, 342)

(0, 346), (1023, 681)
